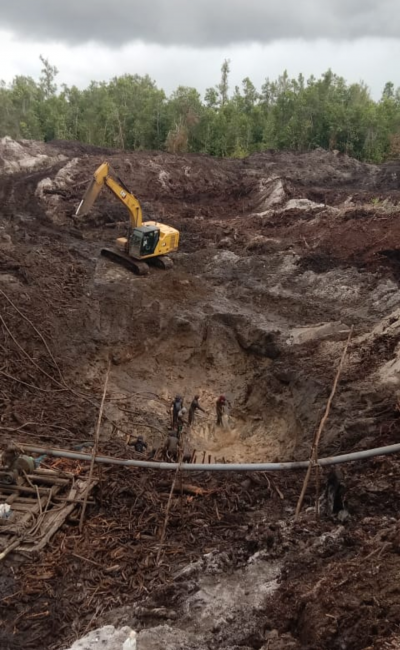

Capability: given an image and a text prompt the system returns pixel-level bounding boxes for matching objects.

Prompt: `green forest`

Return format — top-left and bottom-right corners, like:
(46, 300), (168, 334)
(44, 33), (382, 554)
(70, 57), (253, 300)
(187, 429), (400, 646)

(1, 57), (400, 162)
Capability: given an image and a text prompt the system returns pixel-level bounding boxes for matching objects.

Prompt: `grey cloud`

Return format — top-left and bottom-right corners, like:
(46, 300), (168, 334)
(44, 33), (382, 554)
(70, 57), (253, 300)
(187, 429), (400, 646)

(0, 0), (399, 46)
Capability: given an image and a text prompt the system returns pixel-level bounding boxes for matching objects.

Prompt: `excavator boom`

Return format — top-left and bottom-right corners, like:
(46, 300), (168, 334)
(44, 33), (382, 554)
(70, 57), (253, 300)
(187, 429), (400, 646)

(75, 162), (143, 228)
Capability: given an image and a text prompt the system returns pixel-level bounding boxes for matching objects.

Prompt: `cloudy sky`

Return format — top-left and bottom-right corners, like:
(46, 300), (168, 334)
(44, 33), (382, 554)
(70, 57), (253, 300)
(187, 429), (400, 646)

(1, 0), (400, 99)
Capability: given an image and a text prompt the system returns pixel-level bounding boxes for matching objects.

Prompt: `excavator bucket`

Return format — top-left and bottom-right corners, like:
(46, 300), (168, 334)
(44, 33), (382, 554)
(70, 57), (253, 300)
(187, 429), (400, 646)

(75, 176), (103, 217)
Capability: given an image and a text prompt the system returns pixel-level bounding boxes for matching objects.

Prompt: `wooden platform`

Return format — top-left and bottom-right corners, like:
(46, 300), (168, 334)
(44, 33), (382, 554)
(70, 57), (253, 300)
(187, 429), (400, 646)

(0, 468), (96, 559)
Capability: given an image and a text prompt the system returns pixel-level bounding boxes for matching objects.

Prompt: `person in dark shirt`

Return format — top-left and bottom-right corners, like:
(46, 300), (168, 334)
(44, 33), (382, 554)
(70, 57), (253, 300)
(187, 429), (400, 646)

(133, 435), (148, 454)
(188, 394), (205, 426)
(325, 469), (346, 514)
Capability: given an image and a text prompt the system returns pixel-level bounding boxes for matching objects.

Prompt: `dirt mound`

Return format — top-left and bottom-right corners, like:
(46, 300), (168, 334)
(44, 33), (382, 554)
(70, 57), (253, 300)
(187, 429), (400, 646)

(0, 136), (67, 174)
(12, 140), (396, 225)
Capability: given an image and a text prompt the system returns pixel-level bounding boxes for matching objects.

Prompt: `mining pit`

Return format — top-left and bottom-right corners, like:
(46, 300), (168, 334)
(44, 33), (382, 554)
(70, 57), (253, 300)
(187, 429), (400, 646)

(1, 137), (400, 649)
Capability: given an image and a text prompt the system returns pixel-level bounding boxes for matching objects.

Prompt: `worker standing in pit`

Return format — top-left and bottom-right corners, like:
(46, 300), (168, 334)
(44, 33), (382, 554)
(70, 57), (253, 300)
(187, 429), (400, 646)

(325, 469), (346, 515)
(165, 433), (179, 462)
(182, 444), (192, 463)
(133, 435), (148, 454)
(170, 395), (183, 431)
(188, 394), (206, 426)
(177, 407), (187, 439)
(216, 395), (230, 426)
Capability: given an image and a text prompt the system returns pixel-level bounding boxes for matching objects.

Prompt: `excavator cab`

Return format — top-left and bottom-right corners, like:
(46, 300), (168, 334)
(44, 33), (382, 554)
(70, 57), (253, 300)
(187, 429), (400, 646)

(130, 226), (160, 258)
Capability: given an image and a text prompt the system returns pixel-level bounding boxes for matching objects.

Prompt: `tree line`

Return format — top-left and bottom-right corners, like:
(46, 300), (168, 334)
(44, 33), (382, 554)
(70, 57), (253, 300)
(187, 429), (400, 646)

(1, 57), (400, 162)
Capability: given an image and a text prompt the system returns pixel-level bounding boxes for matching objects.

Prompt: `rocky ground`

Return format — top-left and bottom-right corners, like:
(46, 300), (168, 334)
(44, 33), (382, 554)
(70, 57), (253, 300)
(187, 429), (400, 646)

(1, 137), (400, 649)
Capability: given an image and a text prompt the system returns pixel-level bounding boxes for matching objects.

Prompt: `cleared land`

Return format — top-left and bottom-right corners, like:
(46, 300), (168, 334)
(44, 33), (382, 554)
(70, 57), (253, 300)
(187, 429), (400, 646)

(1, 138), (400, 649)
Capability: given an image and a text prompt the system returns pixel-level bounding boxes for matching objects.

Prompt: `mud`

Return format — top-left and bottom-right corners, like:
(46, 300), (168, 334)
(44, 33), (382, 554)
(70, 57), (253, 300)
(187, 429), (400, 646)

(1, 139), (400, 649)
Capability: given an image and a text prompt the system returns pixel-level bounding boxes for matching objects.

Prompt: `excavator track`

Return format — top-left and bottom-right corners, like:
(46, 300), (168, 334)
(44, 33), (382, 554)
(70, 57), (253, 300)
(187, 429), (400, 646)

(100, 248), (150, 276)
(148, 256), (174, 270)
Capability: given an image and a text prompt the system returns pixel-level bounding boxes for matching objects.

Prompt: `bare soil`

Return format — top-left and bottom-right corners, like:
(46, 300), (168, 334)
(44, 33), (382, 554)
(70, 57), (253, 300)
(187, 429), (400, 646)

(1, 139), (400, 649)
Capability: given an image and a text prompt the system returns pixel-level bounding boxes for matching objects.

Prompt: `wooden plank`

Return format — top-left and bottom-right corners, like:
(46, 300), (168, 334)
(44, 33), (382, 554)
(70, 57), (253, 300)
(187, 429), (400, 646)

(0, 540), (20, 561)
(25, 474), (70, 486)
(34, 468), (74, 479)
(5, 493), (20, 505)
(0, 485), (51, 495)
(5, 496), (42, 504)
(3, 503), (40, 513)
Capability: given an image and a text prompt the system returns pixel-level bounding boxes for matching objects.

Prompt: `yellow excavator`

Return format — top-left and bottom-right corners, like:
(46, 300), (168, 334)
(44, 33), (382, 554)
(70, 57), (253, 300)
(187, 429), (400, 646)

(76, 162), (179, 275)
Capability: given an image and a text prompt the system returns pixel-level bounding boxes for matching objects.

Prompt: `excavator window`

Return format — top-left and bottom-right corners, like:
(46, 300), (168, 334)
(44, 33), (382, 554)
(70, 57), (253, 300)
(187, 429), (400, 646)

(141, 231), (158, 254)
(130, 227), (160, 258)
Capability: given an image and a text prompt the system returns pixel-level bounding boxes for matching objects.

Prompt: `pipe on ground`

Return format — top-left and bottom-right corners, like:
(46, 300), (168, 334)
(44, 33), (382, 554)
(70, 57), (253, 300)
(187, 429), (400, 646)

(19, 442), (400, 472)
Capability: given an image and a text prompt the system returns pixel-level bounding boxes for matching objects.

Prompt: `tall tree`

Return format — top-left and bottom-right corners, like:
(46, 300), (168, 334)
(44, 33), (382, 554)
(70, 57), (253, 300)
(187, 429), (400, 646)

(39, 55), (58, 100)
(218, 59), (230, 107)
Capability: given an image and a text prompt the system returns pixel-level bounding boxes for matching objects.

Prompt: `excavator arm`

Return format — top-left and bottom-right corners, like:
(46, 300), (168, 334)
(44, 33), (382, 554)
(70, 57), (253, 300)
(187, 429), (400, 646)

(76, 162), (143, 228)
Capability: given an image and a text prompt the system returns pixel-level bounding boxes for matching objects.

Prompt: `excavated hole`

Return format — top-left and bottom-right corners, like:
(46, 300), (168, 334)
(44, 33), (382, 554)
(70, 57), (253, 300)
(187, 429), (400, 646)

(96, 342), (303, 464)
(83, 262), (322, 465)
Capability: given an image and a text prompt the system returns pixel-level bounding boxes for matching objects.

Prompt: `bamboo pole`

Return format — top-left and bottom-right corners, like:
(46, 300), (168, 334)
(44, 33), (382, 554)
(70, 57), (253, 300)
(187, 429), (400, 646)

(156, 428), (186, 565)
(79, 358), (111, 532)
(295, 326), (353, 520)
